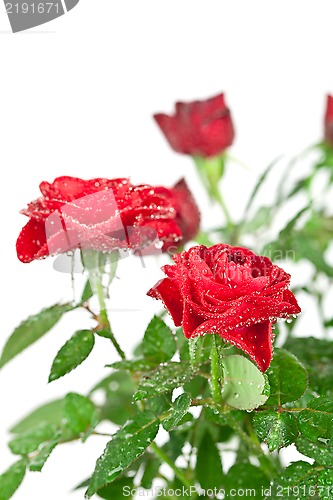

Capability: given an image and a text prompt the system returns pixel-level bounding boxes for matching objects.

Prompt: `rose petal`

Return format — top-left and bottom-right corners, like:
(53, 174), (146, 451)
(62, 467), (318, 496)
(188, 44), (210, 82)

(147, 277), (184, 326)
(16, 219), (49, 263)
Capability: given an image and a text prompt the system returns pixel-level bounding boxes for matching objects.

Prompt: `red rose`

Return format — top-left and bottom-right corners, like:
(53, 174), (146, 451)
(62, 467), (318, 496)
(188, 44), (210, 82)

(324, 95), (333, 146)
(16, 176), (200, 263)
(148, 244), (301, 372)
(154, 93), (235, 158)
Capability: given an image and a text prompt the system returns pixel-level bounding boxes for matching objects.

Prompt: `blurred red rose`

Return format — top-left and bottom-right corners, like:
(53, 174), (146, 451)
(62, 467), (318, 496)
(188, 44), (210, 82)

(148, 244), (301, 372)
(154, 93), (235, 158)
(324, 95), (333, 146)
(16, 176), (200, 263)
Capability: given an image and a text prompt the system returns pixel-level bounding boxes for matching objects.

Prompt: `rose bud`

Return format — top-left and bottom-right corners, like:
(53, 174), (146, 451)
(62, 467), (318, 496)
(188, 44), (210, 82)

(154, 93), (234, 158)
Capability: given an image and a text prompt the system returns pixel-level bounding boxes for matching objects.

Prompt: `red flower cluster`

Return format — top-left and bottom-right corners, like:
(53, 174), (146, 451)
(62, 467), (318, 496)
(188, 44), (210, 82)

(148, 244), (301, 372)
(324, 95), (333, 147)
(16, 176), (200, 263)
(154, 93), (234, 158)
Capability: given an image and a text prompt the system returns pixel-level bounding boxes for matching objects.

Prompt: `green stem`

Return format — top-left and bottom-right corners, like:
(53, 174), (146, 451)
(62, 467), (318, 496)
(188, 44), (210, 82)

(150, 442), (194, 491)
(213, 188), (233, 228)
(81, 249), (126, 360)
(210, 335), (223, 405)
(193, 155), (233, 230)
(222, 413), (279, 481)
(94, 279), (126, 360)
(244, 415), (280, 480)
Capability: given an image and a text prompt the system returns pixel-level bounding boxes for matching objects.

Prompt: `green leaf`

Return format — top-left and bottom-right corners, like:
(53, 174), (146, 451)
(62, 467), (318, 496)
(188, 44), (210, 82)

(29, 434), (61, 472)
(184, 375), (207, 399)
(109, 359), (156, 372)
(196, 430), (223, 490)
(204, 408), (234, 443)
(188, 335), (215, 366)
(134, 362), (195, 401)
(86, 411), (159, 498)
(295, 233), (333, 277)
(64, 393), (99, 438)
(176, 329), (190, 362)
(317, 469), (333, 499)
(265, 349), (307, 406)
(163, 431), (188, 463)
(9, 422), (59, 455)
(89, 372), (135, 425)
(10, 399), (65, 434)
(0, 459), (27, 500)
(298, 396), (333, 442)
(142, 316), (176, 364)
(296, 436), (333, 466)
(163, 393), (191, 431)
(48, 330), (95, 382)
(241, 206), (271, 233)
(222, 355), (269, 410)
(148, 394), (172, 417)
(81, 279), (93, 303)
(270, 461), (319, 498)
(253, 411), (298, 451)
(95, 477), (134, 500)
(0, 303), (75, 369)
(284, 337), (333, 395)
(224, 463), (269, 496)
(141, 455), (161, 489)
(75, 477), (135, 500)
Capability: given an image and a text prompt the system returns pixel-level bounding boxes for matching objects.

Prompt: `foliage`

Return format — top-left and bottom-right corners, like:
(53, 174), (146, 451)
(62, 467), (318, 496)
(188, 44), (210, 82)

(2, 110), (333, 499)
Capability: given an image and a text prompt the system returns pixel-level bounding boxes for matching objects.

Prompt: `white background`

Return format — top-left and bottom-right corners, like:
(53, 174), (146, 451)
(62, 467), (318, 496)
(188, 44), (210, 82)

(0, 1), (333, 498)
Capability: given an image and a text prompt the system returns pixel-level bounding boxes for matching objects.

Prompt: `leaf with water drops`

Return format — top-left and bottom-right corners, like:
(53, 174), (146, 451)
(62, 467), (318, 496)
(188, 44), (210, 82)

(196, 430), (223, 490)
(298, 396), (333, 442)
(108, 359), (156, 372)
(142, 316), (176, 364)
(270, 461), (319, 498)
(85, 411), (159, 498)
(134, 362), (195, 401)
(265, 349), (308, 407)
(222, 355), (270, 410)
(318, 469), (333, 499)
(64, 393), (99, 439)
(284, 337), (333, 395)
(189, 335), (217, 366)
(0, 459), (28, 500)
(252, 411), (299, 451)
(296, 436), (333, 466)
(48, 330), (95, 382)
(9, 422), (60, 455)
(148, 393), (172, 417)
(224, 463), (269, 496)
(163, 393), (191, 431)
(89, 372), (135, 425)
(0, 303), (75, 369)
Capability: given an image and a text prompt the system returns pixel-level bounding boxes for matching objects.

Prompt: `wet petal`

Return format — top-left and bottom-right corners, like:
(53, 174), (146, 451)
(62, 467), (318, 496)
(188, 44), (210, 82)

(16, 219), (49, 263)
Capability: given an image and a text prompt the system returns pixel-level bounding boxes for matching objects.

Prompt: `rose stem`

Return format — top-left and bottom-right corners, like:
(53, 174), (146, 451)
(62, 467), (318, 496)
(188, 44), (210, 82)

(94, 277), (126, 360)
(81, 249), (126, 360)
(210, 335), (223, 405)
(150, 442), (195, 491)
